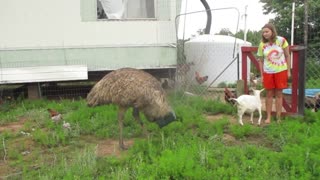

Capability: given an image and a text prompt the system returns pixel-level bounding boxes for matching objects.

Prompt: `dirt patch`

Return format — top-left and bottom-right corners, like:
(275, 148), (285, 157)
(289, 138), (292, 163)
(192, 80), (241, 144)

(0, 117), (27, 133)
(80, 136), (136, 157)
(206, 114), (237, 124)
(222, 133), (237, 145)
(205, 113), (270, 127)
(205, 113), (273, 148)
(96, 139), (135, 157)
(0, 162), (20, 179)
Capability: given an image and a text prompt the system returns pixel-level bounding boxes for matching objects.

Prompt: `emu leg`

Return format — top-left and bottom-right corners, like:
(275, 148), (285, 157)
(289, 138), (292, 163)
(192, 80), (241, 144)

(132, 108), (148, 136)
(118, 107), (127, 150)
(132, 108), (143, 127)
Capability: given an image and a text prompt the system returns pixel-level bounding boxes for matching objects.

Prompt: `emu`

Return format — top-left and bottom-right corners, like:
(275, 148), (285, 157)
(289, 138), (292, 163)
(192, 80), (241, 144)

(231, 89), (264, 126)
(87, 68), (176, 150)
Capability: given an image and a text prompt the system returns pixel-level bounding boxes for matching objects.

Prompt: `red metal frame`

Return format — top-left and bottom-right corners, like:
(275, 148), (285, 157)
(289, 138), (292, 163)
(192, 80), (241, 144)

(241, 46), (300, 114)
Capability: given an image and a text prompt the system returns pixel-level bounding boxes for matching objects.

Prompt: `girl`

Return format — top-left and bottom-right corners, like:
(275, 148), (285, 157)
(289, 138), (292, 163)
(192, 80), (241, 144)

(257, 23), (291, 124)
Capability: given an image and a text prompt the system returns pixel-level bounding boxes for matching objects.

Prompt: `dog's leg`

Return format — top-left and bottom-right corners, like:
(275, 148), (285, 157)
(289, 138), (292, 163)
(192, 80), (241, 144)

(238, 108), (244, 126)
(257, 108), (262, 125)
(250, 112), (254, 124)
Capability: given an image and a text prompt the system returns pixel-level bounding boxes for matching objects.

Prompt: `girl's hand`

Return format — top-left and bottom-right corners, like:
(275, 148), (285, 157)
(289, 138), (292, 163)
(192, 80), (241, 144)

(288, 70), (291, 78)
(288, 70), (292, 83)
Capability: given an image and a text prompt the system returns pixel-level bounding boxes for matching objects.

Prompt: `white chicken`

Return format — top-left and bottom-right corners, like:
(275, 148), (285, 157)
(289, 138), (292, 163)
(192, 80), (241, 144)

(63, 121), (71, 130)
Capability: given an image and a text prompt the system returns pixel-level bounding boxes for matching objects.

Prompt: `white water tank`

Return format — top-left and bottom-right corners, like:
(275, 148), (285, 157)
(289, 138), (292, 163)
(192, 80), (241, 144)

(184, 34), (252, 87)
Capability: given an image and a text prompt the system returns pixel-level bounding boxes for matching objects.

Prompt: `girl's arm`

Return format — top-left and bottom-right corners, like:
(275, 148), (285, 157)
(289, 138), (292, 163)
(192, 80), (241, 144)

(258, 57), (264, 81)
(283, 46), (291, 78)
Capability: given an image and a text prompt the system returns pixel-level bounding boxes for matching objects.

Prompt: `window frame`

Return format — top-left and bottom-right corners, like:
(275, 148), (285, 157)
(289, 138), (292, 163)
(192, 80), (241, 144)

(96, 0), (157, 21)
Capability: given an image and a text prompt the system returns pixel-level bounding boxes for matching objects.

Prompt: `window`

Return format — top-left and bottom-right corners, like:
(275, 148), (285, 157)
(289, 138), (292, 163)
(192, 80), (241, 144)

(97, 0), (155, 20)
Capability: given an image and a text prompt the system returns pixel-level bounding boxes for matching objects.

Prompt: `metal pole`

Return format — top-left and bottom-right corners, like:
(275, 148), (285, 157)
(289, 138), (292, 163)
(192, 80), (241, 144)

(237, 53), (240, 80)
(304, 0), (308, 47)
(244, 5), (248, 44)
(297, 47), (306, 115)
(291, 2), (295, 46)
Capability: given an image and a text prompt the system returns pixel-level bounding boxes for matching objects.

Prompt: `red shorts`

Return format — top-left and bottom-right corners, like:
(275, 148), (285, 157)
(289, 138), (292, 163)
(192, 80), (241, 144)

(263, 70), (288, 89)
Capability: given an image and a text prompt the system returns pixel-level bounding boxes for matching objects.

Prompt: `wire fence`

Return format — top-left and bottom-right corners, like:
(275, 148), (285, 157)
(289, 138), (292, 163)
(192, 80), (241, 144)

(305, 47), (320, 89)
(0, 2), (320, 103)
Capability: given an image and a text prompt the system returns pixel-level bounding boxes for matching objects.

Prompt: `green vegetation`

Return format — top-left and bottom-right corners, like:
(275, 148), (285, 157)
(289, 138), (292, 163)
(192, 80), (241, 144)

(0, 95), (320, 179)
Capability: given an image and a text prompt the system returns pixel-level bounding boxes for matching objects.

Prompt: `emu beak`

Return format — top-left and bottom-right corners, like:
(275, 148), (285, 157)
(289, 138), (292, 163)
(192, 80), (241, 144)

(155, 111), (176, 128)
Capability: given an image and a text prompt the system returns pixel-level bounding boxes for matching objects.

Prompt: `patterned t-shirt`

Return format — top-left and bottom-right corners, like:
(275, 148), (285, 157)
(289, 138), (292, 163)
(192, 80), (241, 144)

(257, 36), (289, 73)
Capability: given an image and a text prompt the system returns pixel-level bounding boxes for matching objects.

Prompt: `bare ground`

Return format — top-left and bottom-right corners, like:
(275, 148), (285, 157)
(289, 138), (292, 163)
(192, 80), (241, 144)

(0, 113), (272, 178)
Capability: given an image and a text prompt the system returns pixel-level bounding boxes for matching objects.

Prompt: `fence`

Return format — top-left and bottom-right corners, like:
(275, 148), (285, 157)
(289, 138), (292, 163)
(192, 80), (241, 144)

(1, 1), (320, 104)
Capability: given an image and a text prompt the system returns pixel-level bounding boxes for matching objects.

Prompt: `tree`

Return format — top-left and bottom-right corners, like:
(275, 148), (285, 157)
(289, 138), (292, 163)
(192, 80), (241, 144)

(216, 28), (234, 36)
(234, 30), (262, 46)
(260, 0), (320, 47)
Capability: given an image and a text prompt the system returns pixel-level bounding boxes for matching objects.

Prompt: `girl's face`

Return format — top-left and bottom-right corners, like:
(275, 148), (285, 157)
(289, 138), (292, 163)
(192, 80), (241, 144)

(262, 28), (273, 40)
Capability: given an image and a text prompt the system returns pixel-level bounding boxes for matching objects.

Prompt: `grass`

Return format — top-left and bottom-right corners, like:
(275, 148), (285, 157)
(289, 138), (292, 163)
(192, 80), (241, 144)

(0, 94), (320, 179)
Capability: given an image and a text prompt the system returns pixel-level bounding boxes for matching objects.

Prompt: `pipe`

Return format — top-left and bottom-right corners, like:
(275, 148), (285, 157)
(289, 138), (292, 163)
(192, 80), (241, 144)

(200, 0), (212, 34)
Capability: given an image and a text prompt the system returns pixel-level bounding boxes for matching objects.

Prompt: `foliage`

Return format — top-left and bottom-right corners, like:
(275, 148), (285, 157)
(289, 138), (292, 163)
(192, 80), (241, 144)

(217, 81), (237, 88)
(260, 0), (320, 47)
(1, 97), (320, 179)
(216, 28), (234, 36)
(234, 29), (262, 46)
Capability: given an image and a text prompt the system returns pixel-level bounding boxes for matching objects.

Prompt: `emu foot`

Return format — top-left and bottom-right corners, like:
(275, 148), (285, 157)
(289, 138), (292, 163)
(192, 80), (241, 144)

(141, 126), (149, 137)
(119, 144), (128, 151)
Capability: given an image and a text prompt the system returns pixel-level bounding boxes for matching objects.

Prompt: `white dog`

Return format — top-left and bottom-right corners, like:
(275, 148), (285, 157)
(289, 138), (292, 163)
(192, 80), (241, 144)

(231, 89), (264, 126)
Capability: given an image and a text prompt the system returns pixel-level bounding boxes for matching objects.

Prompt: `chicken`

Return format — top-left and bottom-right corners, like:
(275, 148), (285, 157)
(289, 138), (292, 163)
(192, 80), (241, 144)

(224, 87), (237, 105)
(47, 108), (62, 122)
(63, 121), (71, 130)
(195, 71), (208, 84)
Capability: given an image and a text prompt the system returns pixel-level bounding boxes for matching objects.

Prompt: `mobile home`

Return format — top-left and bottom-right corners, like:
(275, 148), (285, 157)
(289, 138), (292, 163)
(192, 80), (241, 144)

(0, 0), (182, 98)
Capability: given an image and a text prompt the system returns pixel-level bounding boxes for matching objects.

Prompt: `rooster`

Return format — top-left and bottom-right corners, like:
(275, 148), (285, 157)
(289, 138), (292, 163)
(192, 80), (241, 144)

(195, 71), (208, 84)
(47, 108), (62, 122)
(224, 87), (237, 105)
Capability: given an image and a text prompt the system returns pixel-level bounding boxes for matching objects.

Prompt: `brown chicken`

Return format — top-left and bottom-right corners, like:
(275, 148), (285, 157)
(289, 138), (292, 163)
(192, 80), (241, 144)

(47, 108), (62, 122)
(195, 71), (208, 84)
(224, 87), (237, 105)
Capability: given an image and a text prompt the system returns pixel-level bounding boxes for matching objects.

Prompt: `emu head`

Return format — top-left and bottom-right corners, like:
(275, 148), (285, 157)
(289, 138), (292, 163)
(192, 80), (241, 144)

(154, 111), (176, 128)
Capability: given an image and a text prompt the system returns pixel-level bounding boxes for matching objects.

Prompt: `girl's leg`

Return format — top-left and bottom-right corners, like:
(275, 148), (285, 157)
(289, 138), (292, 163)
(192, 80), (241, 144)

(265, 89), (274, 124)
(275, 89), (283, 122)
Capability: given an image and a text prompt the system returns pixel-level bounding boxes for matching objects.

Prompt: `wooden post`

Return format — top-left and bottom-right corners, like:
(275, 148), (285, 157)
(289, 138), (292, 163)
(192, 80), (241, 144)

(236, 80), (244, 96)
(28, 83), (40, 99)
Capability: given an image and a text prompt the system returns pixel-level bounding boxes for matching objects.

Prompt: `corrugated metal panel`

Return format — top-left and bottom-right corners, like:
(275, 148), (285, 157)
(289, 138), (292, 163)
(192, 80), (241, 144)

(0, 65), (88, 84)
(0, 46), (177, 71)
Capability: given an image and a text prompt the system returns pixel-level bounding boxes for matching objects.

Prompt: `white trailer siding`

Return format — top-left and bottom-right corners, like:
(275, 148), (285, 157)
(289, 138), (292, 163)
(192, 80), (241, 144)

(0, 0), (177, 48)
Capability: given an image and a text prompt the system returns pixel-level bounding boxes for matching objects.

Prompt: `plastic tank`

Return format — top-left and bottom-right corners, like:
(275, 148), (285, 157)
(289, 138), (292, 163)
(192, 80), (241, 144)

(184, 34), (252, 87)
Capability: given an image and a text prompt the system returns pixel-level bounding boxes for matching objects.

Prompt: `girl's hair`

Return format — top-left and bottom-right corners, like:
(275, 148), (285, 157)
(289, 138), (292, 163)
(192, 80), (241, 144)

(261, 23), (278, 43)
